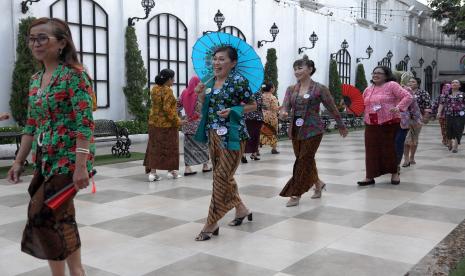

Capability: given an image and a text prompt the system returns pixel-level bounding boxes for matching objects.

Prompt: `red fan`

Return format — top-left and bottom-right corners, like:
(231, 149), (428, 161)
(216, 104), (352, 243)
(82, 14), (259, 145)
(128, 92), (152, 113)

(341, 84), (364, 116)
(45, 170), (97, 210)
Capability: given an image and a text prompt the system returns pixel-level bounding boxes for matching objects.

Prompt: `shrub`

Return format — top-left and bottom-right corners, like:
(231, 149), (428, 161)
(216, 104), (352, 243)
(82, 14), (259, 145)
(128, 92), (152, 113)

(123, 26), (149, 122)
(264, 48), (279, 97)
(115, 120), (148, 135)
(328, 59), (343, 111)
(355, 63), (368, 93)
(0, 126), (23, 144)
(10, 17), (38, 126)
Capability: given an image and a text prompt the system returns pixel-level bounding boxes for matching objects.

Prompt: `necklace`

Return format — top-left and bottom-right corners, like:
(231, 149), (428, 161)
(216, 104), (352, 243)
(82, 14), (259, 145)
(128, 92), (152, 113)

(37, 88), (44, 97)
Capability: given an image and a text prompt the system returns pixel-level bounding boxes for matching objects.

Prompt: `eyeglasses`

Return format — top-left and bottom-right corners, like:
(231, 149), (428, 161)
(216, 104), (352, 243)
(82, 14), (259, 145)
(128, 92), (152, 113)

(371, 72), (385, 75)
(27, 35), (56, 46)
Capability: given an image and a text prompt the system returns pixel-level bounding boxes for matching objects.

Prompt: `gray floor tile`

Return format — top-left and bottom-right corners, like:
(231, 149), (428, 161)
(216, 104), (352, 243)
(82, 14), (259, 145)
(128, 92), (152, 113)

(92, 213), (187, 238)
(373, 182), (435, 193)
(144, 253), (276, 276)
(197, 212), (288, 233)
(317, 158), (348, 163)
(295, 206), (382, 228)
(439, 178), (465, 187)
(317, 168), (353, 176)
(0, 193), (30, 207)
(256, 159), (295, 165)
(325, 183), (361, 195)
(239, 185), (282, 198)
(16, 265), (118, 276)
(416, 165), (464, 173)
(388, 203), (465, 224)
(152, 187), (211, 200)
(283, 248), (412, 276)
(0, 220), (26, 242)
(244, 169), (290, 178)
(76, 189), (139, 204)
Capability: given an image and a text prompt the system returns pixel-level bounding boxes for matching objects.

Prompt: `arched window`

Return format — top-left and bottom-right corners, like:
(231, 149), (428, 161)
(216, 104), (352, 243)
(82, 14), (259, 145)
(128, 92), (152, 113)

(147, 13), (188, 97)
(424, 66), (433, 93)
(332, 49), (352, 84)
(50, 0), (110, 108)
(378, 57), (392, 69)
(396, 60), (407, 71)
(219, 26), (246, 41)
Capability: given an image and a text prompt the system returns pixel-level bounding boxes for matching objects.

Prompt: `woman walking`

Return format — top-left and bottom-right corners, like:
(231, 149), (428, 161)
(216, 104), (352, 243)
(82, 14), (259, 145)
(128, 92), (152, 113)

(437, 80), (465, 153)
(260, 82), (280, 154)
(242, 91), (264, 162)
(178, 76), (211, 176)
(432, 83), (451, 146)
(357, 66), (412, 186)
(144, 69), (182, 180)
(194, 46), (257, 241)
(402, 77), (432, 167)
(7, 17), (95, 276)
(279, 55), (348, 207)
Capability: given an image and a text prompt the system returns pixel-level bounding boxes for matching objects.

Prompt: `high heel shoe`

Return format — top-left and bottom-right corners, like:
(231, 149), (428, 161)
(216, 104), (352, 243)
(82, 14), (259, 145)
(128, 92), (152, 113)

(357, 179), (375, 186)
(241, 156), (248, 163)
(311, 183), (326, 199)
(195, 227), (219, 241)
(401, 162), (410, 167)
(228, 213), (253, 226)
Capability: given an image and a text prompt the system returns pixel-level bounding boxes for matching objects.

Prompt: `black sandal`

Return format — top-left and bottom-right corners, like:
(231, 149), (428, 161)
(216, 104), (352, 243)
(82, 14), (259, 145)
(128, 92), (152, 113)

(228, 213), (253, 226)
(195, 227), (219, 241)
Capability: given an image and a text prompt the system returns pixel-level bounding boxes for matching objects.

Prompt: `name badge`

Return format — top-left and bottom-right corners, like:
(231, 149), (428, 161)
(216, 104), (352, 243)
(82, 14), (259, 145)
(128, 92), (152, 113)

(295, 118), (304, 127)
(205, 88), (212, 95)
(373, 104), (382, 112)
(216, 126), (228, 136)
(460, 111), (465, 116)
(303, 94), (310, 99)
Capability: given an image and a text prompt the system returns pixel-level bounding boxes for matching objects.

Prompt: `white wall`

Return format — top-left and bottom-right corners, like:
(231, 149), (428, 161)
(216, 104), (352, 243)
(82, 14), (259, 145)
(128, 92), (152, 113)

(1, 0), (464, 126)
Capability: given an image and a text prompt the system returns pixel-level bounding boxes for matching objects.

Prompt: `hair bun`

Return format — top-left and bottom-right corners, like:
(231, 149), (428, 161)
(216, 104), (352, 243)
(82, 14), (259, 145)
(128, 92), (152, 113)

(302, 54), (309, 61)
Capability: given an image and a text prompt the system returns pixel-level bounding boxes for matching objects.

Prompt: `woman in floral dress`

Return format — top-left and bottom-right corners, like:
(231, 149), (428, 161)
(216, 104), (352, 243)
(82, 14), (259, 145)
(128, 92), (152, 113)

(8, 17), (95, 276)
(260, 82), (280, 154)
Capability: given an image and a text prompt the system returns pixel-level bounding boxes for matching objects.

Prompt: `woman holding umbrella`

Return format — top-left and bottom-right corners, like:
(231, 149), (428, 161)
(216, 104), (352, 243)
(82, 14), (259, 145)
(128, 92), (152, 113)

(279, 55), (348, 207)
(194, 45), (257, 241)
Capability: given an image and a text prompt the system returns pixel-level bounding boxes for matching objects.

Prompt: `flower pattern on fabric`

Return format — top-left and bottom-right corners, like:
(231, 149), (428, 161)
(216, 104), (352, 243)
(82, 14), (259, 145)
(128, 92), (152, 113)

(262, 92), (279, 130)
(177, 99), (202, 135)
(205, 71), (253, 148)
(440, 91), (465, 117)
(244, 92), (264, 121)
(23, 64), (95, 178)
(400, 100), (422, 129)
(282, 82), (346, 140)
(413, 89), (432, 115)
(149, 85), (181, 128)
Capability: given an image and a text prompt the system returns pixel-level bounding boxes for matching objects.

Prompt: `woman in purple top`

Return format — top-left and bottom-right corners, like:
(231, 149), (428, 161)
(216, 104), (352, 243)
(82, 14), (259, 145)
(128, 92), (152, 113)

(437, 80), (465, 153)
(279, 55), (348, 207)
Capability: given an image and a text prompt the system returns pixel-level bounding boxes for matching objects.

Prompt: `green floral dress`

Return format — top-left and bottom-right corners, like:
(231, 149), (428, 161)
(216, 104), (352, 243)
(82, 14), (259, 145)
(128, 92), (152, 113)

(23, 64), (95, 178)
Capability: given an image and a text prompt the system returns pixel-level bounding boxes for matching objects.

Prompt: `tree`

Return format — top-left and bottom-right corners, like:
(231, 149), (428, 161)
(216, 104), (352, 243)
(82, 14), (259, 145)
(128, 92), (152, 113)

(355, 63), (368, 93)
(328, 59), (343, 110)
(264, 48), (279, 97)
(10, 17), (38, 126)
(123, 26), (149, 122)
(429, 0), (465, 40)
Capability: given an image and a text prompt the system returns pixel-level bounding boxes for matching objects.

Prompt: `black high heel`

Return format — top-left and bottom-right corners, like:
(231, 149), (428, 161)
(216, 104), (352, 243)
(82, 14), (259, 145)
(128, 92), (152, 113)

(195, 227), (219, 241)
(357, 179), (375, 186)
(228, 213), (253, 226)
(241, 156), (248, 163)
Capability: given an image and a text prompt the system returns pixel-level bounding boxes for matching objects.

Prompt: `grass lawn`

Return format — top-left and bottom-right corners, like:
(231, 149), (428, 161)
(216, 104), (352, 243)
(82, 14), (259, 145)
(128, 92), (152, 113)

(0, 152), (146, 179)
(450, 258), (465, 276)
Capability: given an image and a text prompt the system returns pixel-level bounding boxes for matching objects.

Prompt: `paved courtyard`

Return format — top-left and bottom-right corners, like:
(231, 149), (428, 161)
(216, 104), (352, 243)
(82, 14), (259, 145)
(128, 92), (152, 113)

(0, 125), (464, 276)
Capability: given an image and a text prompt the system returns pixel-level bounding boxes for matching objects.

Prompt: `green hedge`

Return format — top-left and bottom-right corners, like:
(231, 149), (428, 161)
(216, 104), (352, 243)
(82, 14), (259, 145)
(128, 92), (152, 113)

(115, 120), (148, 135)
(0, 126), (23, 144)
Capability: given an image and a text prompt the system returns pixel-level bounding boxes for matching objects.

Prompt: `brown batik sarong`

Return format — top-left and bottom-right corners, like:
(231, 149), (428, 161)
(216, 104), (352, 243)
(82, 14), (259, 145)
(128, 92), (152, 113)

(21, 172), (80, 261)
(365, 124), (399, 179)
(206, 131), (245, 225)
(144, 126), (179, 173)
(280, 134), (323, 197)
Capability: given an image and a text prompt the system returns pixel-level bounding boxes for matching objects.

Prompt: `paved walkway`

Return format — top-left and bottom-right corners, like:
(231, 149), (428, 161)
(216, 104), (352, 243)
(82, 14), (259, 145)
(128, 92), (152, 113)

(0, 125), (464, 276)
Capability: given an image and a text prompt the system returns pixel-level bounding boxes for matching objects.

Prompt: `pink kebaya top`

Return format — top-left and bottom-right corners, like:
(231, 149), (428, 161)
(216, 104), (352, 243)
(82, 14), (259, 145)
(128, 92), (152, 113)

(363, 81), (413, 125)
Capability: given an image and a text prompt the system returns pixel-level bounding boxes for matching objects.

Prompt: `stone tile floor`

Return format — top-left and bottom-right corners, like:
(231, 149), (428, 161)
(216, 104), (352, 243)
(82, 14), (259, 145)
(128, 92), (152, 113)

(0, 125), (464, 275)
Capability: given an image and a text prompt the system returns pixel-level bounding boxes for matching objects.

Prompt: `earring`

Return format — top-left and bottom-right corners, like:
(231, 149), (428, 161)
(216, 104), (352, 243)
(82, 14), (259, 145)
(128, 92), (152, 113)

(58, 48), (63, 56)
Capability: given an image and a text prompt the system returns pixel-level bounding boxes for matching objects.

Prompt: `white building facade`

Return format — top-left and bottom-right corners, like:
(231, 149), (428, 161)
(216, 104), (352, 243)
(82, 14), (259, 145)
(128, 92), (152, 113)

(1, 0), (464, 125)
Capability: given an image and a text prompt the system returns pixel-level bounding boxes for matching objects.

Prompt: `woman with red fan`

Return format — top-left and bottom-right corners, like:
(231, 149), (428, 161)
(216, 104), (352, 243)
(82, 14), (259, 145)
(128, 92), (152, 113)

(7, 18), (94, 276)
(358, 66), (412, 186)
(279, 55), (348, 207)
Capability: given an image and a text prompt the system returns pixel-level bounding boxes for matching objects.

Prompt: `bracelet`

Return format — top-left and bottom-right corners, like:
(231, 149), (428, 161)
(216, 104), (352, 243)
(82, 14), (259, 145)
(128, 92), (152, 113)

(76, 147), (90, 154)
(13, 160), (25, 166)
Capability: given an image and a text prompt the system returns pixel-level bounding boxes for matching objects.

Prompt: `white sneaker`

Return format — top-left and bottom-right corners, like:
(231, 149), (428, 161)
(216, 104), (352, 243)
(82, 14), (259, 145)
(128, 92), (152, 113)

(167, 171), (182, 179)
(148, 173), (162, 182)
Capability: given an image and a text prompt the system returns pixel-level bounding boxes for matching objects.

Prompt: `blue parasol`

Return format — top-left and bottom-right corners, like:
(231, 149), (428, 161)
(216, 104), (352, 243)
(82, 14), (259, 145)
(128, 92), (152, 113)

(192, 32), (264, 93)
